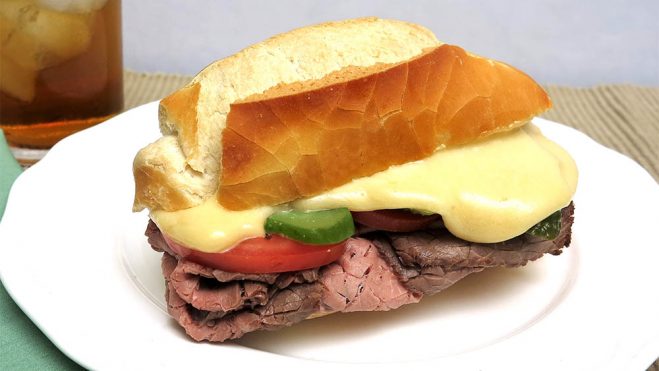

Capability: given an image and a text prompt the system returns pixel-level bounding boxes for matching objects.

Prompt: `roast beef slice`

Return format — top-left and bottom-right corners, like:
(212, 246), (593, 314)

(150, 202), (574, 342)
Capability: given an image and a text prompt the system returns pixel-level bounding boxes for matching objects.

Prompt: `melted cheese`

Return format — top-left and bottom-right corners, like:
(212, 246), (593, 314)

(151, 124), (578, 253)
(151, 201), (278, 253)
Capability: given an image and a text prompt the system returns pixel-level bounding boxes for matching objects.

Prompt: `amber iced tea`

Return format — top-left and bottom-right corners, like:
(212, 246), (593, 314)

(0, 0), (123, 149)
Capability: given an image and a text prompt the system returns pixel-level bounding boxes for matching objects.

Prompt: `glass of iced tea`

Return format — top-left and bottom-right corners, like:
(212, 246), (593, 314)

(0, 0), (123, 164)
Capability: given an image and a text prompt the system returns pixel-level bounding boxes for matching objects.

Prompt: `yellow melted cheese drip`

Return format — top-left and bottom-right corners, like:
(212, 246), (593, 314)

(151, 124), (578, 253)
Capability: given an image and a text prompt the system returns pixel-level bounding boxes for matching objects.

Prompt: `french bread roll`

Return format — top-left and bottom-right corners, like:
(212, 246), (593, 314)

(133, 17), (550, 212)
(133, 17), (440, 212)
(220, 45), (550, 210)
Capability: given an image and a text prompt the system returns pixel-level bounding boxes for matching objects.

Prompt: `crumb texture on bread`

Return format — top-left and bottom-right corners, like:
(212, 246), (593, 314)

(219, 44), (551, 210)
(132, 136), (212, 211)
(133, 17), (440, 211)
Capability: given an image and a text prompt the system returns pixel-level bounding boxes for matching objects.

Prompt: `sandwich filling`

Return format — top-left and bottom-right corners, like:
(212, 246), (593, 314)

(151, 123), (577, 253)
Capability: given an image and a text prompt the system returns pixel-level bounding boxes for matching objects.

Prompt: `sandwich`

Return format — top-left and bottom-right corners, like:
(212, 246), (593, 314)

(132, 17), (578, 342)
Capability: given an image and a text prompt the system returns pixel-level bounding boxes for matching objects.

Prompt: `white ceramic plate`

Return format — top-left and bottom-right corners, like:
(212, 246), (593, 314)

(1, 102), (658, 371)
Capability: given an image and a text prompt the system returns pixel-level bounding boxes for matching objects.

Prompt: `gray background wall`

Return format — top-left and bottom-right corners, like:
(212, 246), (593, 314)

(123, 0), (659, 86)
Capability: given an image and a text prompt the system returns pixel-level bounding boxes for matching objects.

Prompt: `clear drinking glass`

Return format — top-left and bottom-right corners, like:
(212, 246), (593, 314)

(0, 0), (123, 164)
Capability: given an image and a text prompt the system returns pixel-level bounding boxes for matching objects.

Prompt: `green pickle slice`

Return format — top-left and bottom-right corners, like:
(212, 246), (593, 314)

(526, 210), (562, 240)
(265, 208), (356, 245)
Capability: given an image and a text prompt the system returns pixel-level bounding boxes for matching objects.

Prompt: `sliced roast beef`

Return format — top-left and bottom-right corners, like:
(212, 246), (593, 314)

(372, 203), (574, 295)
(148, 202), (574, 342)
(158, 237), (417, 342)
(157, 244), (319, 317)
(317, 238), (420, 313)
(163, 253), (323, 342)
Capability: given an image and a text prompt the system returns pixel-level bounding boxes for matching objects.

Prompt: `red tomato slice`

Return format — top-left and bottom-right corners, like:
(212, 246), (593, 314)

(163, 234), (346, 273)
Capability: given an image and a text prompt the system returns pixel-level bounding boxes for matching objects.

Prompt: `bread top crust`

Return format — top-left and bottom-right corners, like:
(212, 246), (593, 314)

(218, 44), (550, 210)
(133, 17), (440, 212)
(133, 17), (550, 213)
(161, 17), (440, 175)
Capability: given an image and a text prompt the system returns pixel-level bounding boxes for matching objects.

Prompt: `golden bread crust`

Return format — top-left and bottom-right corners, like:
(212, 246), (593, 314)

(158, 83), (200, 151)
(133, 17), (440, 212)
(132, 18), (551, 213)
(218, 45), (551, 210)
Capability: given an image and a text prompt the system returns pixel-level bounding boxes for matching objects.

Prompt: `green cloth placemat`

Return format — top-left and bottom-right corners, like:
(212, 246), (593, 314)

(1, 71), (657, 370)
(0, 286), (82, 370)
(0, 131), (22, 218)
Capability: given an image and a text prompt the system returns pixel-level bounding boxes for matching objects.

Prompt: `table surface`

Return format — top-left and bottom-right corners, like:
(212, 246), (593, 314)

(1, 71), (657, 370)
